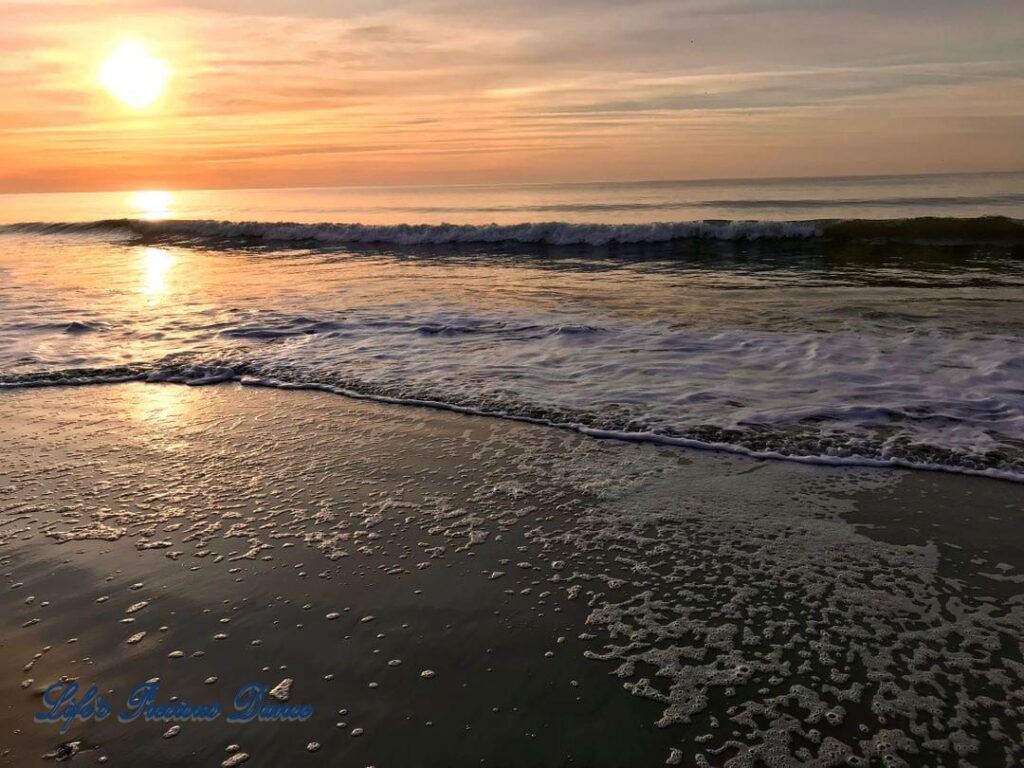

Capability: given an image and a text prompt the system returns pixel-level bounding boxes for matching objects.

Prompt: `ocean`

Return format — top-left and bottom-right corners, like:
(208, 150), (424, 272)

(2, 171), (1023, 480)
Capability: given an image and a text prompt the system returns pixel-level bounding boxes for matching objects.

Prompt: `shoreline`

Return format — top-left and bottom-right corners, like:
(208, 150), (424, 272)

(2, 376), (1020, 485)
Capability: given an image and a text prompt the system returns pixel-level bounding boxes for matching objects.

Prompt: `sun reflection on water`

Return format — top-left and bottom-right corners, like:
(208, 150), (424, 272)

(131, 190), (174, 220)
(138, 247), (176, 298)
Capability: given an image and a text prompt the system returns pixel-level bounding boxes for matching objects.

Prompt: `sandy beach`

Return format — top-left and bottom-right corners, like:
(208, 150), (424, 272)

(2, 383), (1022, 767)
(5, 0), (1024, 762)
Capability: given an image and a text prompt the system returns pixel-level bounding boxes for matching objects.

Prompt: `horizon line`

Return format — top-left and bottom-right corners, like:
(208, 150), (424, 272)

(3, 169), (1023, 198)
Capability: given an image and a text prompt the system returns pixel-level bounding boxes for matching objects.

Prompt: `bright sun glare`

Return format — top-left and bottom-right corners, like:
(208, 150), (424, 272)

(131, 190), (174, 220)
(138, 247), (176, 298)
(100, 41), (168, 108)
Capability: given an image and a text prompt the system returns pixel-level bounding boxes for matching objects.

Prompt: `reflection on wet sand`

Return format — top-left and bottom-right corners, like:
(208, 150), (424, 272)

(128, 381), (191, 425)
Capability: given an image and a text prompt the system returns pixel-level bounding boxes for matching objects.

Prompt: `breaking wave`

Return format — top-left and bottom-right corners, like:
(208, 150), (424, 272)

(4, 215), (1024, 246)
(3, 353), (1023, 484)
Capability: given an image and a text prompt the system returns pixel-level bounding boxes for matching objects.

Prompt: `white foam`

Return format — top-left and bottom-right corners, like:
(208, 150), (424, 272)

(3, 317), (1024, 481)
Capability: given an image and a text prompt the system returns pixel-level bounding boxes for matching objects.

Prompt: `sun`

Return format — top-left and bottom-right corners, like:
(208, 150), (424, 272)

(131, 190), (174, 220)
(100, 41), (168, 108)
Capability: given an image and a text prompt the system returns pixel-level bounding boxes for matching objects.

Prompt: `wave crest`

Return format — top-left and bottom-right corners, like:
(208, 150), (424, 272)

(1, 218), (821, 245)
(4, 216), (1024, 246)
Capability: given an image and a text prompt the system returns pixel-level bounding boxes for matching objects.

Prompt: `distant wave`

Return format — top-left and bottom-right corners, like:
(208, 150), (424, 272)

(362, 192), (1024, 214)
(4, 216), (1023, 246)
(0, 218), (823, 244)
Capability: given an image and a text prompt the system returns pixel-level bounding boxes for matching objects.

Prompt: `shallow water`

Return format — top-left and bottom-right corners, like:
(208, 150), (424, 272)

(3, 174), (1024, 478)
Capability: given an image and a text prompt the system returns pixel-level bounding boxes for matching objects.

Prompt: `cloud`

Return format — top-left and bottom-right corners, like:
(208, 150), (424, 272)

(1, 0), (1022, 190)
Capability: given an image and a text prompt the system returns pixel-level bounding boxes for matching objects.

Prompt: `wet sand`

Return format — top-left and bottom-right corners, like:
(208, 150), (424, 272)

(1, 383), (1022, 767)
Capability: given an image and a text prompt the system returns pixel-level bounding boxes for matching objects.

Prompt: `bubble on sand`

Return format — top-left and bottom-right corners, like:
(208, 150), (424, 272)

(268, 678), (293, 702)
(42, 741), (81, 761)
(137, 540), (172, 551)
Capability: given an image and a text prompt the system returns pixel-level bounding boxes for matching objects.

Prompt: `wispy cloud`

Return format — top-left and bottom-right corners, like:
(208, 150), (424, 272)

(0, 0), (1022, 191)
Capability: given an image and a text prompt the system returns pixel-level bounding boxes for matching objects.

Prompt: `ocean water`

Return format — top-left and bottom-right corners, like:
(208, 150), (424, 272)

(2, 172), (1023, 479)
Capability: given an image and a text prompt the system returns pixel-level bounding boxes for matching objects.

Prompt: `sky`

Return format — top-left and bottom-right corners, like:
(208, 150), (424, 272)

(1, 0), (1023, 192)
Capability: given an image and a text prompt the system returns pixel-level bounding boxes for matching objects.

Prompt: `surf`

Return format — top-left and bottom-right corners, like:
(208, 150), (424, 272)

(4, 215), (1024, 247)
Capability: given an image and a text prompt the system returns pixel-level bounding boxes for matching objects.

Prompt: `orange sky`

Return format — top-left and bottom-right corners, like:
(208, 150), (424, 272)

(2, 0), (1023, 193)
